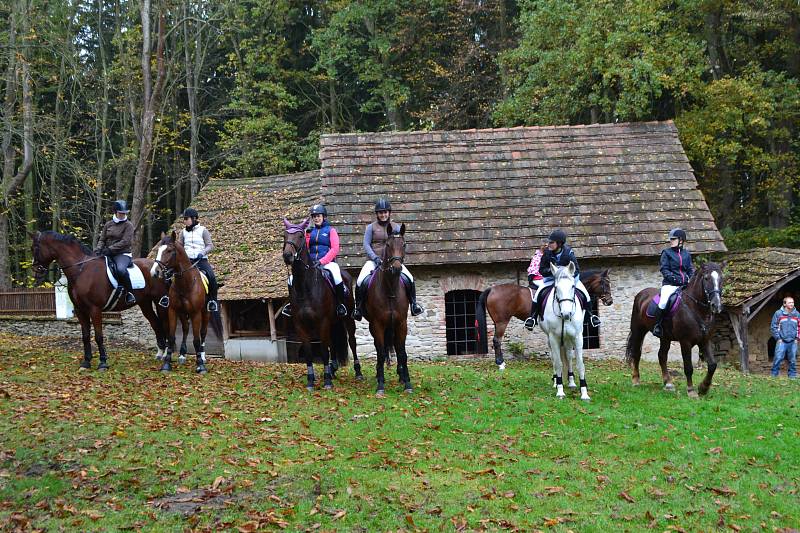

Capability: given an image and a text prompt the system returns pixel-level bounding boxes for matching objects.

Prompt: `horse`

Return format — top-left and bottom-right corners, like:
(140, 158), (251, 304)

(537, 262), (591, 400)
(363, 223), (412, 396)
(31, 230), (169, 370)
(475, 269), (613, 379)
(152, 232), (223, 373)
(625, 262), (724, 397)
(282, 218), (361, 390)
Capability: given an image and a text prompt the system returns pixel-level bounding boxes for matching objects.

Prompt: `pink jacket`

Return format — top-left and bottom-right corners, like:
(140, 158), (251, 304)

(527, 250), (543, 280)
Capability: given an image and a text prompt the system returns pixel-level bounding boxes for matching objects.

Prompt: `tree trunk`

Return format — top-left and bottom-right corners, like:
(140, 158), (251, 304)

(184, 0), (200, 199)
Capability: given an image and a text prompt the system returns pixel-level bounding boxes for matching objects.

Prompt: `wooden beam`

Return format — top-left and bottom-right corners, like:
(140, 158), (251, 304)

(267, 298), (277, 342)
(219, 302), (230, 341)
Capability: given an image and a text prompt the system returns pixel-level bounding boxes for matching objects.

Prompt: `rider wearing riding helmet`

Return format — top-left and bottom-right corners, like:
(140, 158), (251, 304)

(95, 200), (136, 305)
(352, 198), (424, 321)
(524, 229), (590, 331)
(284, 204), (348, 318)
(173, 207), (219, 312)
(652, 228), (693, 338)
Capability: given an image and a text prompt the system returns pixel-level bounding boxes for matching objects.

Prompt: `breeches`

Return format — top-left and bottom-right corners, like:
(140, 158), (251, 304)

(357, 260), (414, 286)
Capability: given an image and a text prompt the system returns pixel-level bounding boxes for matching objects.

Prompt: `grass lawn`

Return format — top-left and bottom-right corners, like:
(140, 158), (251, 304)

(1, 332), (798, 532)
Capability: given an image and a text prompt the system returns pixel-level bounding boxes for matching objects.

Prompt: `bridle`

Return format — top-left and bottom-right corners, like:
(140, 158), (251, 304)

(32, 234), (101, 281)
(552, 272), (577, 320)
(381, 234), (406, 271)
(283, 231), (311, 270)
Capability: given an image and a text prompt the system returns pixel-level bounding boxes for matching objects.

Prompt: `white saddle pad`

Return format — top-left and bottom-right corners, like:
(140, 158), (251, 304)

(105, 257), (146, 290)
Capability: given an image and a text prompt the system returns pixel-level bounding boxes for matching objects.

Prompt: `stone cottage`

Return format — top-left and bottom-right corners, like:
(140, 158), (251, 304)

(319, 121), (727, 361)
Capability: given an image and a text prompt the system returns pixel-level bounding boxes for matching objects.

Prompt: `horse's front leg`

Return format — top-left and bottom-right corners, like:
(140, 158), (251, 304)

(549, 334), (565, 399)
(161, 309), (177, 373)
(91, 310), (109, 371)
(191, 312), (207, 374)
(573, 339), (590, 401)
(178, 314), (190, 364)
(76, 308), (93, 370)
(394, 333), (412, 393)
(657, 337), (674, 391)
(680, 341), (697, 398)
(697, 339), (717, 396)
(348, 320), (363, 380)
(561, 350), (576, 388)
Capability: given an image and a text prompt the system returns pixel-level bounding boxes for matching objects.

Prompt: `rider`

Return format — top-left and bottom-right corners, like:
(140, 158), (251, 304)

(352, 198), (424, 321)
(524, 229), (590, 331)
(284, 204), (348, 318)
(527, 244), (547, 288)
(174, 207), (219, 312)
(652, 228), (693, 338)
(95, 200), (136, 305)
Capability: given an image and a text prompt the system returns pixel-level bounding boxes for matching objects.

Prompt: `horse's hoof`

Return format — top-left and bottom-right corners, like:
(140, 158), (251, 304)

(556, 394), (565, 399)
(79, 365), (90, 371)
(375, 390), (385, 398)
(664, 383), (675, 391)
(324, 384), (333, 390)
(698, 385), (709, 396)
(497, 362), (506, 371)
(196, 366), (207, 374)
(355, 374), (365, 381)
(97, 365), (109, 372)
(404, 387), (413, 394)
(632, 380), (640, 387)
(581, 395), (591, 401)
(160, 364), (171, 373)
(178, 355), (186, 364)
(568, 382), (577, 389)
(687, 389), (699, 399)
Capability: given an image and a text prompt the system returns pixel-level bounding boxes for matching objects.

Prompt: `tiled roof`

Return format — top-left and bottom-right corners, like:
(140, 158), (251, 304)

(721, 248), (800, 307)
(184, 172), (320, 300)
(319, 121), (726, 268)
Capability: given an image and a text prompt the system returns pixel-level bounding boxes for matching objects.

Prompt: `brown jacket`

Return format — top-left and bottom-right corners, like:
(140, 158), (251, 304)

(97, 219), (134, 254)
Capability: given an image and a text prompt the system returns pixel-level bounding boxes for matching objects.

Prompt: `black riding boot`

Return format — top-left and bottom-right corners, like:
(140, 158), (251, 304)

(652, 307), (665, 338)
(352, 285), (364, 321)
(335, 283), (348, 317)
(121, 276), (136, 305)
(207, 280), (219, 312)
(524, 299), (539, 331)
(406, 280), (424, 316)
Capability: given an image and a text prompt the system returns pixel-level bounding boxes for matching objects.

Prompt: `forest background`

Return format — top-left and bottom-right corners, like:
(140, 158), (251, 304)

(1, 0), (799, 288)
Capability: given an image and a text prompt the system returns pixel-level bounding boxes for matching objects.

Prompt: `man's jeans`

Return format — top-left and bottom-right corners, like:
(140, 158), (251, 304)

(772, 339), (797, 378)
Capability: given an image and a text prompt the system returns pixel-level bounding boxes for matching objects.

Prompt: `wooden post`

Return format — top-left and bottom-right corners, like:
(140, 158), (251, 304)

(267, 298), (277, 342)
(729, 311), (749, 374)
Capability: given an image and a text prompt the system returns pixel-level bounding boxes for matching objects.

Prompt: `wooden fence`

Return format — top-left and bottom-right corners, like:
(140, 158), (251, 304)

(0, 288), (55, 316)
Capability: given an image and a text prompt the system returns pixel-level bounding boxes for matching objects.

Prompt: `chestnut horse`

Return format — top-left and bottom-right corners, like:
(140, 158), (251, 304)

(625, 262), (724, 397)
(152, 232), (222, 374)
(31, 231), (168, 370)
(476, 270), (613, 374)
(282, 218), (360, 390)
(363, 224), (412, 396)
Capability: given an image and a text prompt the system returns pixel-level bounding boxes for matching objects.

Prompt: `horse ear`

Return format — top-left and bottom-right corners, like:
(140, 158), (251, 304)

(282, 218), (291, 229)
(400, 223), (406, 236)
(550, 262), (557, 274)
(603, 268), (610, 276)
(567, 261), (576, 276)
(301, 217), (310, 230)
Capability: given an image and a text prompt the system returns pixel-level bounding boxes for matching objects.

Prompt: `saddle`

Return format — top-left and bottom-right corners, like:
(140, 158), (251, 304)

(358, 269), (409, 306)
(535, 285), (588, 320)
(646, 290), (682, 319)
(105, 257), (145, 290)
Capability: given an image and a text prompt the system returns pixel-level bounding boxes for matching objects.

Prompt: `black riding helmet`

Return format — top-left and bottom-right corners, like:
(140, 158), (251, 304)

(548, 229), (567, 245)
(182, 207), (199, 219)
(113, 200), (130, 213)
(310, 204), (328, 217)
(668, 228), (687, 241)
(374, 198), (392, 212)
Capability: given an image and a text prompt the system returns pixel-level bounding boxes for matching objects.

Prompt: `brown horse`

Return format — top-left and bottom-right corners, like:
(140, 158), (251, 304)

(282, 218), (360, 390)
(153, 232), (222, 373)
(476, 270), (613, 372)
(31, 230), (169, 370)
(363, 224), (412, 396)
(625, 262), (724, 397)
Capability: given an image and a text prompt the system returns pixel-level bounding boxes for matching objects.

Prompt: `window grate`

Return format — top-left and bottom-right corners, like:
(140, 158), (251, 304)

(446, 290), (482, 356)
(582, 296), (600, 350)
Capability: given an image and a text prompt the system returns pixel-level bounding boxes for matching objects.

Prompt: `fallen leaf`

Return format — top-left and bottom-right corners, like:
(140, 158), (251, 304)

(619, 491), (635, 503)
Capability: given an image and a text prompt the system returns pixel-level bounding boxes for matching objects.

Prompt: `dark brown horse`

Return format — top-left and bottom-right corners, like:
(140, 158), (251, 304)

(363, 224), (411, 396)
(282, 218), (360, 390)
(153, 232), (222, 373)
(476, 270), (613, 371)
(31, 230), (169, 370)
(625, 262), (724, 397)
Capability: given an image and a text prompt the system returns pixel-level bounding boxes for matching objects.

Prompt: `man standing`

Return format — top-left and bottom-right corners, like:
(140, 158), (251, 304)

(770, 296), (799, 379)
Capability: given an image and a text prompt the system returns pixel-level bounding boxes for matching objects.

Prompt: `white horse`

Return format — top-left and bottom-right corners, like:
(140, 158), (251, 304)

(540, 262), (590, 400)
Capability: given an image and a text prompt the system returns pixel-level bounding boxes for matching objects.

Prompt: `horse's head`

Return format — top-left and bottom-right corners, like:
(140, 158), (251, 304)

(699, 262), (724, 314)
(282, 217), (309, 266)
(597, 269), (613, 306)
(552, 261), (577, 318)
(384, 223), (406, 276)
(30, 231), (52, 286)
(153, 232), (180, 278)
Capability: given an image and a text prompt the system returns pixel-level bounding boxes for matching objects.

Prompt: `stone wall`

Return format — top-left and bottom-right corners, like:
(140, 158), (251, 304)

(348, 259), (688, 362)
(0, 308), (157, 351)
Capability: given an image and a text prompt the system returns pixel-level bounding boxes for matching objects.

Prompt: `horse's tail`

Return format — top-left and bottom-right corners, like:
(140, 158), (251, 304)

(475, 288), (491, 354)
(210, 309), (223, 339)
(332, 321), (350, 367)
(624, 293), (643, 366)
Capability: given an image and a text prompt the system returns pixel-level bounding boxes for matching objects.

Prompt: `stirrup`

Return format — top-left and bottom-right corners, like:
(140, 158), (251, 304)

(410, 303), (424, 317)
(207, 300), (219, 312)
(590, 314), (602, 327)
(337, 303), (348, 317)
(158, 295), (170, 308)
(281, 303), (292, 317)
(524, 316), (536, 331)
(125, 292), (136, 305)
(352, 307), (363, 321)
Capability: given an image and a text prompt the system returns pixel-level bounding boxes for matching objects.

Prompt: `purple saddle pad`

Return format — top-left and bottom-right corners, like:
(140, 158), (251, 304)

(646, 293), (682, 319)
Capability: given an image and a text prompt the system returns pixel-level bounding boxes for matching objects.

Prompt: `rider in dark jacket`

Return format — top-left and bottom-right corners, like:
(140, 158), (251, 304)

(95, 200), (136, 305)
(652, 228), (694, 338)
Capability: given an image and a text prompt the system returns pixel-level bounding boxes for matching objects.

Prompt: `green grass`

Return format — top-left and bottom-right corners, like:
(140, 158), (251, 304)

(1, 333), (798, 532)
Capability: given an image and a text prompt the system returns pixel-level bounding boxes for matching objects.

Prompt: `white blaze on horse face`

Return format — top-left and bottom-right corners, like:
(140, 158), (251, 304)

(711, 270), (720, 292)
(151, 244), (167, 276)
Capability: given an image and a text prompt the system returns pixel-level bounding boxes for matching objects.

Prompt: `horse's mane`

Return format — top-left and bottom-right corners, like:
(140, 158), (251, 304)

(40, 230), (94, 256)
